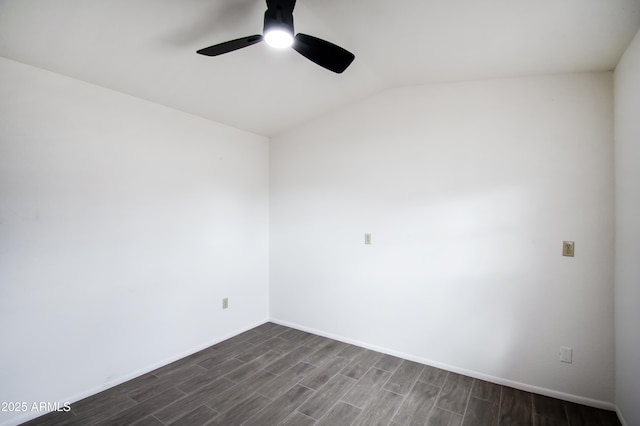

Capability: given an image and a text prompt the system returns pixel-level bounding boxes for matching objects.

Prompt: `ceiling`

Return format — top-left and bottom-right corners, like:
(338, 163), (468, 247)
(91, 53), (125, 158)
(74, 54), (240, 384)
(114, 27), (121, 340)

(1, 0), (639, 136)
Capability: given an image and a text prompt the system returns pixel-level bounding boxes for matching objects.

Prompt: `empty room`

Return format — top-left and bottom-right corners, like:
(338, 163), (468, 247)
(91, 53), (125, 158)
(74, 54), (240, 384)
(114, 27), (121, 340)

(1, 0), (639, 425)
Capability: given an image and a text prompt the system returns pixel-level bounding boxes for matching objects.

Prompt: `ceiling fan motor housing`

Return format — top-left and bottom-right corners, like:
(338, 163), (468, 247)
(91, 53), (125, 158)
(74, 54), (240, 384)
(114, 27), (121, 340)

(264, 3), (295, 37)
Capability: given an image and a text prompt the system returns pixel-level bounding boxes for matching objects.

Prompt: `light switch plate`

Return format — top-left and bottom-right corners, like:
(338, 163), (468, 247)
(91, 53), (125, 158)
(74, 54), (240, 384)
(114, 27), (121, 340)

(560, 346), (573, 363)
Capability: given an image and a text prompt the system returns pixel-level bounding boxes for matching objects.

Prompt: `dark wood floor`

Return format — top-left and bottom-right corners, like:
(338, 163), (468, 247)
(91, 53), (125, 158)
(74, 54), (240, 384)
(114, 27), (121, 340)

(22, 322), (620, 426)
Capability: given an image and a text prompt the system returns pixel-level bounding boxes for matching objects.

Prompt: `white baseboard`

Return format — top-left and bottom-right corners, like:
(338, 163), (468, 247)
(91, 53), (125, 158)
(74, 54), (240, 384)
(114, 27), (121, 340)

(616, 406), (628, 426)
(3, 318), (269, 426)
(270, 317), (617, 412)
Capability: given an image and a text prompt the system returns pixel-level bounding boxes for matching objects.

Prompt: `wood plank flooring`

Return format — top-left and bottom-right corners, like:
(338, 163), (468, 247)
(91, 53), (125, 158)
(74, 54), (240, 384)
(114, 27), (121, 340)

(21, 322), (621, 426)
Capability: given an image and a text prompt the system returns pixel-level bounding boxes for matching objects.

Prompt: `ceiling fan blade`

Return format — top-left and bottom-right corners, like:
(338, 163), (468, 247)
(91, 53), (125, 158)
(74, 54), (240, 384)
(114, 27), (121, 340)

(197, 35), (263, 56)
(293, 33), (355, 73)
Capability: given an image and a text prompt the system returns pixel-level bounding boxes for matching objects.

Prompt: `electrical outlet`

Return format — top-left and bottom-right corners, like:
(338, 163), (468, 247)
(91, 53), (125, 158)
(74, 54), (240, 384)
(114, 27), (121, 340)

(562, 241), (575, 257)
(364, 233), (371, 245)
(559, 346), (573, 363)
(222, 298), (228, 309)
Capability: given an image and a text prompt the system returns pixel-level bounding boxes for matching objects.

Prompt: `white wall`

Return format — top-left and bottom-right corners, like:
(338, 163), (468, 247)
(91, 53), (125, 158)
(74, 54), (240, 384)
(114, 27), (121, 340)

(614, 29), (640, 426)
(270, 73), (615, 406)
(0, 58), (269, 426)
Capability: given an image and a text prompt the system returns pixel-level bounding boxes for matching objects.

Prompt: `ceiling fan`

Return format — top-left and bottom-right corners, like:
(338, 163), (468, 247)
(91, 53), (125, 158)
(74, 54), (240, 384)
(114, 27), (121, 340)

(197, 0), (355, 73)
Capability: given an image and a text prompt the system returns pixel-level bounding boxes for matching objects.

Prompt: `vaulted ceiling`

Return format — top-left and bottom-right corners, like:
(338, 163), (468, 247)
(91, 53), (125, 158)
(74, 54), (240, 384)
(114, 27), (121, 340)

(1, 0), (639, 136)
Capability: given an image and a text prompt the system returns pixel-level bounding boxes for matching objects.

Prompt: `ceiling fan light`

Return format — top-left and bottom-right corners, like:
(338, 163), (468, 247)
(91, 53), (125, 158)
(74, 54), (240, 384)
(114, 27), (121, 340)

(263, 5), (294, 49)
(264, 28), (294, 49)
